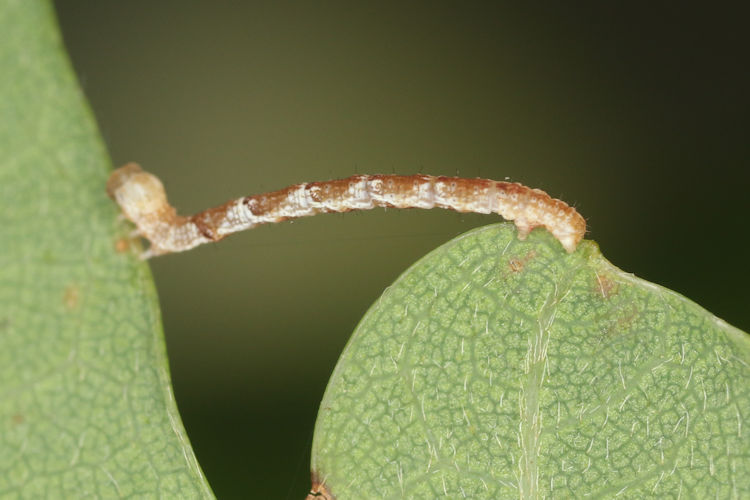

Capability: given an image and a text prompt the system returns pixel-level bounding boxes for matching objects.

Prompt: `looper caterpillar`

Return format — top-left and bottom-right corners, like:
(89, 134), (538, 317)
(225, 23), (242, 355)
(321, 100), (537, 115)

(107, 163), (586, 258)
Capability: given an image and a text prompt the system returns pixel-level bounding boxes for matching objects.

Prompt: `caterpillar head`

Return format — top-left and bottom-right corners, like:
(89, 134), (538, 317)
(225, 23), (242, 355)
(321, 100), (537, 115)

(107, 163), (171, 223)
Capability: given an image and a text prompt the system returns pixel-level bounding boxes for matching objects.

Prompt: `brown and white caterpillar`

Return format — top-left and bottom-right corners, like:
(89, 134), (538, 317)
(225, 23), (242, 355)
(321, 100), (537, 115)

(107, 163), (586, 258)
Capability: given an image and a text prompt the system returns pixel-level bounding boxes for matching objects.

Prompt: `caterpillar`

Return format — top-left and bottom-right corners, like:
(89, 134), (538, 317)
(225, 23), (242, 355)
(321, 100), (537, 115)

(107, 163), (586, 258)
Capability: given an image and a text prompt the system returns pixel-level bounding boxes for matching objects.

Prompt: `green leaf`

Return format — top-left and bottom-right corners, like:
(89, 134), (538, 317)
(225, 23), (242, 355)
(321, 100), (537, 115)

(311, 223), (750, 498)
(0, 2), (212, 497)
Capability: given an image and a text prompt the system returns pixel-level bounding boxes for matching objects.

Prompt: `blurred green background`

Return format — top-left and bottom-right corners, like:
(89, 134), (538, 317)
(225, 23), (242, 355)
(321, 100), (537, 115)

(52, 2), (748, 498)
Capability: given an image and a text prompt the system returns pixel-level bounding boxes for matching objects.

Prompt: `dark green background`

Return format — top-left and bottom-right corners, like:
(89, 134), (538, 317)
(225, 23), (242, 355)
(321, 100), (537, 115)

(52, 2), (748, 498)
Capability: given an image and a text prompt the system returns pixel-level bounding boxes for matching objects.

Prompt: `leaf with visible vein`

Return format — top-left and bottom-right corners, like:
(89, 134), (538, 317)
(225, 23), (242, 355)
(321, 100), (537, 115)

(311, 223), (750, 499)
